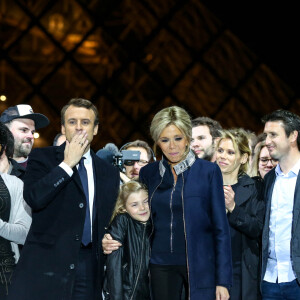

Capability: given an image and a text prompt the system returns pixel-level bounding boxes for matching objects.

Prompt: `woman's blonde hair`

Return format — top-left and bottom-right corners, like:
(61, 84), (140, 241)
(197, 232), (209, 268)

(110, 181), (148, 222)
(150, 106), (192, 157)
(217, 128), (251, 176)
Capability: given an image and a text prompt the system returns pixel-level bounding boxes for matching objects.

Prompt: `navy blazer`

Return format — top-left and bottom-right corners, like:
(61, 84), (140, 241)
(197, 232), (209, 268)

(140, 155), (232, 300)
(8, 144), (120, 300)
(261, 167), (300, 284)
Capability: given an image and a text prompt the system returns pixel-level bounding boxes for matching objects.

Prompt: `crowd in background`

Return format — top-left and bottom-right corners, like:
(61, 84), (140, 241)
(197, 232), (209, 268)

(0, 99), (300, 300)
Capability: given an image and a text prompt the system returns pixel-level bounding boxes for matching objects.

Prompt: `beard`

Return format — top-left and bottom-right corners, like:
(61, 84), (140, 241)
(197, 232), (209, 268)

(201, 151), (214, 161)
(14, 139), (33, 158)
(200, 145), (215, 162)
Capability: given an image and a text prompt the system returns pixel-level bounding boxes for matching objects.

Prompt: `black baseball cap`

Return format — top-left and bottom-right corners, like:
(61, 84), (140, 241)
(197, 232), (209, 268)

(0, 104), (49, 130)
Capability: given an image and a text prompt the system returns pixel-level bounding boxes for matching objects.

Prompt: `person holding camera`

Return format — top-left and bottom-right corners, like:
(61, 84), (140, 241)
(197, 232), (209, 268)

(120, 140), (153, 183)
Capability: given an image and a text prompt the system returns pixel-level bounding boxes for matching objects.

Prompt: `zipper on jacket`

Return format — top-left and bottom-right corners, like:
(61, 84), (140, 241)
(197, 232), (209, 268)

(181, 174), (191, 300)
(130, 224), (146, 300)
(170, 181), (176, 253)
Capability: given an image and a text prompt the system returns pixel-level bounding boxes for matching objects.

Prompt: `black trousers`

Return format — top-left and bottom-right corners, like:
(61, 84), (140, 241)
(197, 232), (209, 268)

(71, 247), (96, 300)
(150, 264), (189, 300)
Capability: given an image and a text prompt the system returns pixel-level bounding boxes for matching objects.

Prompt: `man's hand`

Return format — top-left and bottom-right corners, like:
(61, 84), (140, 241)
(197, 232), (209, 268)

(216, 286), (229, 300)
(102, 234), (122, 254)
(63, 131), (88, 168)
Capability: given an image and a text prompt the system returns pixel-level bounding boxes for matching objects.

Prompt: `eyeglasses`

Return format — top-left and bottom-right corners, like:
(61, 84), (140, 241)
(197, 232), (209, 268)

(123, 160), (149, 167)
(259, 157), (278, 165)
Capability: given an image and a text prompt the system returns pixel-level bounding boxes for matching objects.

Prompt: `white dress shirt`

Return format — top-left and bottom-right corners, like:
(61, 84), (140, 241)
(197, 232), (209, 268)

(264, 159), (300, 283)
(60, 150), (95, 239)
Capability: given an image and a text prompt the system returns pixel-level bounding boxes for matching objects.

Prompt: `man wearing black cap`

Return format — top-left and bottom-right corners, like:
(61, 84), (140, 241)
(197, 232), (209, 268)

(0, 104), (49, 174)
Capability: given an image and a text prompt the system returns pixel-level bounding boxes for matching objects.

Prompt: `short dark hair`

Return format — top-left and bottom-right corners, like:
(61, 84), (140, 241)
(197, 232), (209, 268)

(0, 122), (14, 158)
(191, 117), (222, 139)
(122, 140), (153, 162)
(262, 109), (300, 150)
(61, 98), (99, 126)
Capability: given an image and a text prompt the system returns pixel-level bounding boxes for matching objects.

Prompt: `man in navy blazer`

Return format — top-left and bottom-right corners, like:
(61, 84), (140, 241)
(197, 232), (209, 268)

(8, 98), (120, 300)
(261, 110), (300, 299)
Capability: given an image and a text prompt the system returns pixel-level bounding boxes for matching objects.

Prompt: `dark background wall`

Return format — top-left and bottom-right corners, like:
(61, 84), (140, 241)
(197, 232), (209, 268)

(202, 1), (300, 95)
(0, 0), (299, 150)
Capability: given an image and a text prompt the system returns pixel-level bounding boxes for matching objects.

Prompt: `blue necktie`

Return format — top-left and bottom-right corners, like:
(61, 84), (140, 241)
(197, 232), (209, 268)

(78, 157), (91, 245)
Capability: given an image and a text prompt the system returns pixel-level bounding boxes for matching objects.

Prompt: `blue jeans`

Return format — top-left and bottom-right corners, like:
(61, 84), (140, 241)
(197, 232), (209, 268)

(262, 280), (300, 300)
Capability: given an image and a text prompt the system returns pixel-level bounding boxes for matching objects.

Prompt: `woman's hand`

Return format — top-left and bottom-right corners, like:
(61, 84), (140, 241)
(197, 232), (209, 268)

(223, 185), (236, 213)
(120, 172), (130, 183)
(102, 234), (122, 254)
(216, 286), (230, 300)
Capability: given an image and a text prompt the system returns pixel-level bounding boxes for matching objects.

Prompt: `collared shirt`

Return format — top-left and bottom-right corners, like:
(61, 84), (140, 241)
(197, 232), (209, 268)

(60, 150), (95, 238)
(264, 159), (300, 283)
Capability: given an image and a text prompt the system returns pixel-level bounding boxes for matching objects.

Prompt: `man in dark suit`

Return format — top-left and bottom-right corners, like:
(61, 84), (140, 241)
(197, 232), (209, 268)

(8, 98), (120, 300)
(261, 110), (300, 299)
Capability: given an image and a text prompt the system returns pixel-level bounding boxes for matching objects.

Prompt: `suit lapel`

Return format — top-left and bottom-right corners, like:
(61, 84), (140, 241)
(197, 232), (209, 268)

(91, 151), (106, 204)
(263, 169), (276, 242)
(91, 150), (105, 208)
(292, 172), (300, 233)
(265, 170), (276, 214)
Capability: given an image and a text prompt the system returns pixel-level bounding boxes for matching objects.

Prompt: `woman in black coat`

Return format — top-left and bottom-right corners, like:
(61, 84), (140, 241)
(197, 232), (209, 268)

(216, 128), (265, 300)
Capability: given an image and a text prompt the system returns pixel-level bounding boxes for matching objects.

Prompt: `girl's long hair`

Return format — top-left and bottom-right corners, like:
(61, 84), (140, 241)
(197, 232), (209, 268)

(110, 181), (148, 223)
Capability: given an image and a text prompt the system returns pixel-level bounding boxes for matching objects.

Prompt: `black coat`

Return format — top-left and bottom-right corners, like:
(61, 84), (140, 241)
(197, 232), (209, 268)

(7, 144), (120, 300)
(103, 213), (151, 300)
(227, 174), (265, 300)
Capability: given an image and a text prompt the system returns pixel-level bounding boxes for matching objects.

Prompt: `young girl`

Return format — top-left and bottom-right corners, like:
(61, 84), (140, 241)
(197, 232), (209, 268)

(103, 181), (151, 300)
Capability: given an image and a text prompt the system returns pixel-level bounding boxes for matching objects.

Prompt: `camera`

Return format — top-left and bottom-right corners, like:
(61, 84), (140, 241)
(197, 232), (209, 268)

(96, 144), (141, 172)
(113, 150), (140, 171)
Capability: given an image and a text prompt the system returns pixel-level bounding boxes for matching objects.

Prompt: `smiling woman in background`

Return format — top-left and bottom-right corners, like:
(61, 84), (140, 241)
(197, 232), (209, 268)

(250, 139), (278, 180)
(216, 128), (265, 300)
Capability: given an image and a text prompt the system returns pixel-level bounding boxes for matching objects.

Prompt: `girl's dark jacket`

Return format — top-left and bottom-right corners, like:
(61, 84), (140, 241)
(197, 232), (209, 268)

(103, 213), (151, 300)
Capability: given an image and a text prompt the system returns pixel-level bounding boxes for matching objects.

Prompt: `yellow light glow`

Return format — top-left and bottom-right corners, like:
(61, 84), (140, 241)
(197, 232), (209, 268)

(33, 132), (40, 139)
(0, 95), (6, 101)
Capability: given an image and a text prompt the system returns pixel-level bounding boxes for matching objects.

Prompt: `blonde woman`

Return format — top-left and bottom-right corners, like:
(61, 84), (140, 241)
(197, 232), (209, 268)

(103, 106), (232, 300)
(216, 128), (265, 300)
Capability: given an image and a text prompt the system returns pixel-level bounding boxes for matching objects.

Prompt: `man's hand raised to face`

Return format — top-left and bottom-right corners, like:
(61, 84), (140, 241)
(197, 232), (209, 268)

(63, 131), (89, 168)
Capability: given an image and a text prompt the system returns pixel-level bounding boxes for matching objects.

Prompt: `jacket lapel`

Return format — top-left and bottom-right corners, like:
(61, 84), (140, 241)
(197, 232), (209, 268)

(263, 169), (276, 241)
(234, 183), (252, 206)
(91, 151), (106, 208)
(292, 172), (300, 233)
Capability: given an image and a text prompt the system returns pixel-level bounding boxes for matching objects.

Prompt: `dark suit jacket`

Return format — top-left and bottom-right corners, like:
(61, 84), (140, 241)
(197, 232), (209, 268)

(8, 144), (120, 300)
(261, 167), (300, 284)
(140, 156), (232, 300)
